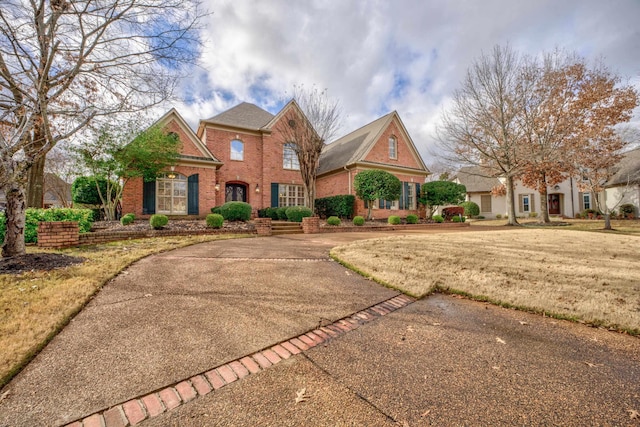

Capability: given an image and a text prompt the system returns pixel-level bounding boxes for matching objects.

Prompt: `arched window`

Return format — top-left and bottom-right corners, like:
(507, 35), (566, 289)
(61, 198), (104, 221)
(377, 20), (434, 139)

(389, 136), (397, 159)
(283, 142), (300, 170)
(156, 172), (187, 215)
(230, 139), (244, 161)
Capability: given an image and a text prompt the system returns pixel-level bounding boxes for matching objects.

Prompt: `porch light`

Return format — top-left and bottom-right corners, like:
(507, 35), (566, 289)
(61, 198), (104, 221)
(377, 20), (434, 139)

(167, 165), (176, 179)
(255, 184), (260, 193)
(215, 183), (220, 192)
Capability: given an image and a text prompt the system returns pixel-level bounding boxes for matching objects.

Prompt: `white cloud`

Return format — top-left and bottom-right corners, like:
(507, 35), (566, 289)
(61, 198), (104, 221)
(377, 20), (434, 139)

(169, 0), (640, 164)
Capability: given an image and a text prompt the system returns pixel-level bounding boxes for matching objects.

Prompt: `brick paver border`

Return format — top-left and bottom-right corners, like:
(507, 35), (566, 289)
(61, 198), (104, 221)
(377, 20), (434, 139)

(62, 294), (415, 427)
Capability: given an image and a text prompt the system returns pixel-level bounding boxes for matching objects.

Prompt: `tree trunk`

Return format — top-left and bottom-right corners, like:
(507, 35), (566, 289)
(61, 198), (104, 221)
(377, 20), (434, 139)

(2, 182), (27, 257)
(539, 187), (550, 223)
(603, 213), (612, 230)
(505, 175), (519, 226)
(26, 156), (46, 208)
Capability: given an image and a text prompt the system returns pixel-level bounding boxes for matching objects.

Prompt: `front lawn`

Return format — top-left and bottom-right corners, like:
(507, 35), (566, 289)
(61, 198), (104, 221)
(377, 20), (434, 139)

(331, 229), (640, 334)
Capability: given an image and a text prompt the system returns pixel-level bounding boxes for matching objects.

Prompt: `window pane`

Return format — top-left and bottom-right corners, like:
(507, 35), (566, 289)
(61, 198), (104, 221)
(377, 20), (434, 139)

(231, 140), (244, 161)
(389, 137), (397, 159)
(481, 195), (492, 213)
(283, 143), (300, 170)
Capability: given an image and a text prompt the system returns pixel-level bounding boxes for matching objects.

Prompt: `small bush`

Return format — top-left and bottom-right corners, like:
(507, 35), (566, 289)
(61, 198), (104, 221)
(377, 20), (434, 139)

(206, 213), (224, 228)
(620, 204), (636, 218)
(2, 208), (94, 244)
(442, 206), (465, 221)
(495, 214), (502, 219)
(477, 215), (485, 219)
(460, 201), (480, 217)
(327, 216), (341, 226)
(529, 211), (538, 218)
(406, 214), (418, 224)
(219, 201), (252, 221)
(211, 206), (222, 215)
(257, 208), (268, 218)
(388, 215), (401, 225)
(452, 215), (461, 222)
(150, 214), (168, 229)
(262, 207), (278, 220)
(285, 206), (313, 222)
(353, 216), (365, 226)
(275, 207), (288, 220)
(120, 213), (135, 226)
(432, 214), (444, 223)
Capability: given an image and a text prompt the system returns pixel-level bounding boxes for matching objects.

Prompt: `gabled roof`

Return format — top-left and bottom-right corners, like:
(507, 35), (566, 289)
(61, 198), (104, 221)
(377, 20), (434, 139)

(606, 147), (640, 186)
(155, 109), (221, 164)
(318, 111), (428, 175)
(202, 102), (274, 131)
(453, 166), (501, 192)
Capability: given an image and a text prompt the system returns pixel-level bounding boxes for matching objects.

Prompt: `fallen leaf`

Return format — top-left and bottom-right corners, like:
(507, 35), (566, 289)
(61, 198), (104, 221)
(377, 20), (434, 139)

(519, 321), (529, 326)
(295, 388), (310, 404)
(432, 322), (441, 326)
(406, 325), (415, 332)
(421, 409), (431, 417)
(496, 337), (506, 344)
(344, 271), (351, 276)
(0, 391), (8, 402)
(144, 293), (153, 297)
(584, 362), (603, 368)
(628, 409), (639, 420)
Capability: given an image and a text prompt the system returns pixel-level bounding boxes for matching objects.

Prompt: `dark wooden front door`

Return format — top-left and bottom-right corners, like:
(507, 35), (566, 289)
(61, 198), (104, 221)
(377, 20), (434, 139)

(548, 194), (561, 215)
(225, 184), (247, 202)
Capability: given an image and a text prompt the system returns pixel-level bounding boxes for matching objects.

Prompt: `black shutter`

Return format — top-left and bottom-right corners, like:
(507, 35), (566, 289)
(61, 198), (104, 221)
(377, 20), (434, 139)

(379, 199), (384, 209)
(415, 183), (421, 208)
(188, 174), (199, 215)
(271, 183), (279, 207)
(142, 180), (156, 215)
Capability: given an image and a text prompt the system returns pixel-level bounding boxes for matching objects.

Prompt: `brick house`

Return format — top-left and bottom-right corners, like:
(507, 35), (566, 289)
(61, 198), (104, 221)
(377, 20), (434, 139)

(121, 101), (430, 219)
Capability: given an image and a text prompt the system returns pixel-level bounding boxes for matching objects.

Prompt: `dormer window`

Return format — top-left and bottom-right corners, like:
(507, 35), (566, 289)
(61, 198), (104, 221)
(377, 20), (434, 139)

(389, 136), (397, 159)
(230, 139), (244, 161)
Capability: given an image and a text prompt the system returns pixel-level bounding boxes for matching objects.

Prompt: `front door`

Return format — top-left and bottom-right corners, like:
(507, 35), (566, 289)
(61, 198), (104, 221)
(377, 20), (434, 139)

(225, 183), (247, 202)
(548, 193), (561, 215)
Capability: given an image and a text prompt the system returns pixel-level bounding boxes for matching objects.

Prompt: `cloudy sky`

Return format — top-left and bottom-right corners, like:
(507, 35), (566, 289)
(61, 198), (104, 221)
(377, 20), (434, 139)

(171, 0), (640, 165)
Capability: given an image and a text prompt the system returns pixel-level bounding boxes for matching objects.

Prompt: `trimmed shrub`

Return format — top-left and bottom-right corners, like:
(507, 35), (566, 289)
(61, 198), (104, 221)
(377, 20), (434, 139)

(120, 213), (135, 226)
(582, 208), (598, 218)
(442, 206), (465, 221)
(315, 195), (355, 219)
(211, 206), (222, 215)
(285, 206), (313, 222)
(206, 213), (224, 228)
(406, 214), (418, 224)
(432, 214), (444, 223)
(388, 215), (401, 225)
(150, 214), (168, 229)
(529, 211), (538, 218)
(452, 215), (461, 222)
(620, 204), (636, 218)
(1, 208), (94, 244)
(495, 214), (502, 219)
(275, 207), (288, 220)
(219, 201), (252, 221)
(353, 216), (365, 226)
(477, 215), (485, 219)
(460, 201), (480, 217)
(327, 216), (341, 226)
(264, 207), (279, 220)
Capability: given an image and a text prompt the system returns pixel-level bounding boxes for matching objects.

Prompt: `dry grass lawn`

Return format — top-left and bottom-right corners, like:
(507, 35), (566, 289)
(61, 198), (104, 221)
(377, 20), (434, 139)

(331, 229), (640, 334)
(473, 218), (640, 234)
(0, 234), (250, 387)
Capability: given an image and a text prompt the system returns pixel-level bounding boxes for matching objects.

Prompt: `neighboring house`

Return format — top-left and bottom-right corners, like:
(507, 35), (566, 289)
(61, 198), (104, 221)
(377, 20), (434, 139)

(454, 147), (640, 219)
(316, 111), (429, 218)
(121, 102), (429, 219)
(0, 173), (72, 210)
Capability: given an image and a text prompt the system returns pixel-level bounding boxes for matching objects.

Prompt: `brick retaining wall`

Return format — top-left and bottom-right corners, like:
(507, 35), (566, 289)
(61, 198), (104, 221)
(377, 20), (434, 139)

(38, 221), (80, 248)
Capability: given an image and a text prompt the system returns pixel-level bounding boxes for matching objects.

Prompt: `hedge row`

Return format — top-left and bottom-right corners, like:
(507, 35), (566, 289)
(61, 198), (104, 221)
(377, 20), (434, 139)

(0, 208), (94, 244)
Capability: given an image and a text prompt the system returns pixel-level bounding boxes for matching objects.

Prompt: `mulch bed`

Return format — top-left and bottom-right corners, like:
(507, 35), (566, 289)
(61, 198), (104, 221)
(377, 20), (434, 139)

(91, 220), (252, 233)
(0, 253), (85, 275)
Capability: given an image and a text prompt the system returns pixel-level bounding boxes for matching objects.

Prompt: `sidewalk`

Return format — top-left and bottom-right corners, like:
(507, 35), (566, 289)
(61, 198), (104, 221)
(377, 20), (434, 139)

(1, 231), (639, 426)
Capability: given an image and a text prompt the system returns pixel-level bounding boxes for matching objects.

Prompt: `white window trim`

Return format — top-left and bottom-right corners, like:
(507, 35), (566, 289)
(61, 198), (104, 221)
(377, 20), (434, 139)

(389, 136), (397, 159)
(230, 139), (244, 161)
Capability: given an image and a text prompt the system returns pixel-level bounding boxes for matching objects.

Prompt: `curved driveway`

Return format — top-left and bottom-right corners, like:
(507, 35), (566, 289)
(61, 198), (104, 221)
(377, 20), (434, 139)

(0, 230), (639, 426)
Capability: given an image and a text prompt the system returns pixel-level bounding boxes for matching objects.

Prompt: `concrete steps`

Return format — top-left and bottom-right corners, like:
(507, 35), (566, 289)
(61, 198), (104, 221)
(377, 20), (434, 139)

(271, 221), (303, 235)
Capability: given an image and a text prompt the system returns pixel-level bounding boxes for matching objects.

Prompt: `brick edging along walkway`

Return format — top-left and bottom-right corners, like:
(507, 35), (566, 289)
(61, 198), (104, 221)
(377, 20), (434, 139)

(63, 294), (415, 427)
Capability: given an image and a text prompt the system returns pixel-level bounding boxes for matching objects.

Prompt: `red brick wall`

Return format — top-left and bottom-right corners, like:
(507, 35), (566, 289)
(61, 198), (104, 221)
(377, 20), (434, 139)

(165, 119), (205, 157)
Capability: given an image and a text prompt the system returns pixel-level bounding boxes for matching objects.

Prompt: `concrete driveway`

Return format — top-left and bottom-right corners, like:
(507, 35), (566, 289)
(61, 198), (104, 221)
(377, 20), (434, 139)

(0, 230), (639, 426)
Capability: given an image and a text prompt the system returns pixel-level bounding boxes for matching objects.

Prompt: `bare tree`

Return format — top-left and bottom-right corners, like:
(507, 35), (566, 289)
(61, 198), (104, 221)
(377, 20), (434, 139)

(278, 86), (342, 212)
(0, 0), (205, 256)
(44, 144), (77, 207)
(438, 45), (526, 225)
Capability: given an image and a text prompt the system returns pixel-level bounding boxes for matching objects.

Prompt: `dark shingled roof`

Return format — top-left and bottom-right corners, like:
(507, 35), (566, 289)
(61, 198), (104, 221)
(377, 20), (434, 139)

(317, 113), (393, 175)
(205, 102), (274, 130)
(453, 166), (501, 192)
(607, 147), (640, 186)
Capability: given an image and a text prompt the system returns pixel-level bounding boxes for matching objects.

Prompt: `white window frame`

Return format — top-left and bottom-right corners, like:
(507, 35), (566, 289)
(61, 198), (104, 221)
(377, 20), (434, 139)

(522, 194), (530, 213)
(156, 172), (187, 215)
(230, 139), (244, 161)
(278, 184), (306, 207)
(283, 143), (300, 170)
(389, 136), (397, 159)
(583, 193), (591, 210)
